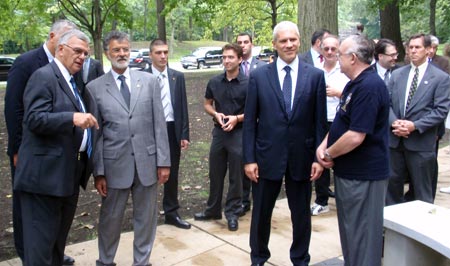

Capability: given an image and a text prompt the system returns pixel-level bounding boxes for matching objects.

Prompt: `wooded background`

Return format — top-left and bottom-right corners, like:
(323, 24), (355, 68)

(1, 0), (449, 63)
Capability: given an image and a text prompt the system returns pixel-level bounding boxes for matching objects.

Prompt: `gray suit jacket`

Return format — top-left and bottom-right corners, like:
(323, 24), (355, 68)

(388, 63), (450, 151)
(86, 70), (170, 189)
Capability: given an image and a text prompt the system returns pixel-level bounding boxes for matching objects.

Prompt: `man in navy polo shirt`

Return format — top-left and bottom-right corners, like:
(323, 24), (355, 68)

(316, 35), (390, 266)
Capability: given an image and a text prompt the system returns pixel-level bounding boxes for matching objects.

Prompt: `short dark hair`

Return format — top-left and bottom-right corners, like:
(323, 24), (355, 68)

(311, 29), (330, 46)
(356, 23), (364, 32)
(103, 31), (129, 51)
(374, 38), (396, 60)
(236, 32), (253, 43)
(150, 39), (167, 52)
(408, 33), (431, 48)
(222, 43), (243, 58)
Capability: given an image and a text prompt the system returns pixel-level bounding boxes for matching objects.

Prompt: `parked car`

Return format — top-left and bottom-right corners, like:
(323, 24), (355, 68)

(0, 56), (15, 81)
(257, 48), (276, 62)
(129, 48), (151, 70)
(180, 47), (223, 69)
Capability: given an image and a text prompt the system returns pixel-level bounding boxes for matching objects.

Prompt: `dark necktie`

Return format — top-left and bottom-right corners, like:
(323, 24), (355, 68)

(283, 66), (292, 115)
(118, 75), (130, 108)
(319, 55), (324, 63)
(406, 67), (419, 112)
(70, 77), (92, 157)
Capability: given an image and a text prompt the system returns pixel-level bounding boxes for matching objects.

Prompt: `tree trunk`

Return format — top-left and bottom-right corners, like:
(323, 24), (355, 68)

(156, 0), (166, 42)
(429, 0), (436, 36)
(93, 0), (103, 65)
(268, 0), (277, 30)
(379, 0), (405, 62)
(298, 0), (338, 53)
(143, 0), (149, 40)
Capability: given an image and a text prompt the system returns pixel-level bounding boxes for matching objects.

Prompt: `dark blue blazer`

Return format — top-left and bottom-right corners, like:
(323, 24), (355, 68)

(4, 46), (49, 157)
(243, 58), (327, 181)
(14, 61), (91, 196)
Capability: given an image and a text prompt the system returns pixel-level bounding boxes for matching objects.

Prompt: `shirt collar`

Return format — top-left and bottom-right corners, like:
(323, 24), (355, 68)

(111, 67), (131, 81)
(53, 58), (72, 87)
(310, 48), (320, 60)
(276, 56), (299, 73)
(151, 65), (168, 77)
(410, 60), (428, 73)
(43, 42), (54, 63)
(376, 62), (388, 75)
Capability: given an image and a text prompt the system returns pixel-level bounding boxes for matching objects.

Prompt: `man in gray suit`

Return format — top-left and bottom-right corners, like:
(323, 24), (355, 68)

(386, 33), (450, 205)
(87, 31), (170, 266)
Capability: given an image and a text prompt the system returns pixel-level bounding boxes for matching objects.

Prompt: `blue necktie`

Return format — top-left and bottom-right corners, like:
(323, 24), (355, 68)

(283, 66), (292, 115)
(70, 77), (92, 157)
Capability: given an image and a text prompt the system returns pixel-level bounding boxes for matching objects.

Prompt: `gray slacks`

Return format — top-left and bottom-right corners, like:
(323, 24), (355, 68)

(97, 176), (157, 266)
(335, 175), (388, 266)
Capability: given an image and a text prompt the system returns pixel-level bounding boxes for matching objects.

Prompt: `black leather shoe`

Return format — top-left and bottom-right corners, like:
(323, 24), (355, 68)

(328, 188), (335, 198)
(165, 215), (191, 229)
(194, 212), (222, 221)
(251, 264), (264, 266)
(228, 219), (238, 231)
(238, 204), (251, 217)
(63, 254), (75, 265)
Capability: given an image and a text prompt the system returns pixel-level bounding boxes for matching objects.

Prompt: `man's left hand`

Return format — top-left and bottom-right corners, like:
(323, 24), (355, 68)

(158, 167), (170, 184)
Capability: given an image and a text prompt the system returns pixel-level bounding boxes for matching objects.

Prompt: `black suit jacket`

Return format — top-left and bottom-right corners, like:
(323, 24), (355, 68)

(4, 46), (49, 157)
(14, 61), (92, 196)
(76, 58), (105, 86)
(145, 66), (189, 144)
(300, 50), (314, 65)
(243, 58), (327, 181)
(431, 55), (450, 74)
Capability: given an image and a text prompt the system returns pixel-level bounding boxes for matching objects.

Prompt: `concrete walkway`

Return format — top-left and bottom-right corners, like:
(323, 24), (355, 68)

(2, 146), (450, 266)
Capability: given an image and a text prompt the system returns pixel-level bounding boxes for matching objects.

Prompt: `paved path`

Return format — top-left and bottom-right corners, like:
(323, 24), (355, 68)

(2, 146), (449, 266)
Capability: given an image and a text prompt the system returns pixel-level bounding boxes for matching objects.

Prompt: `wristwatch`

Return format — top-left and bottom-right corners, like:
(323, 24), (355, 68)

(324, 149), (333, 161)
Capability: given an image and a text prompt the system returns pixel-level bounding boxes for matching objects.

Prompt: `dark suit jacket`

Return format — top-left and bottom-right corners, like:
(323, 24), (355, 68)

(76, 58), (105, 85)
(243, 58), (327, 181)
(240, 57), (265, 74)
(145, 66), (190, 144)
(431, 55), (450, 74)
(14, 61), (92, 196)
(4, 46), (49, 157)
(388, 63), (450, 151)
(300, 50), (314, 65)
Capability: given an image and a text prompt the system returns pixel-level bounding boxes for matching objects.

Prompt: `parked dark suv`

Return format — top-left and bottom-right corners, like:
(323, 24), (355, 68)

(181, 47), (223, 69)
(129, 48), (152, 70)
(0, 56), (15, 81)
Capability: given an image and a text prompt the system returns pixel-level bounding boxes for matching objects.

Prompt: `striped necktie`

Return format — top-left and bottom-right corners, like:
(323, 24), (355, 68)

(158, 73), (171, 121)
(405, 67), (419, 112)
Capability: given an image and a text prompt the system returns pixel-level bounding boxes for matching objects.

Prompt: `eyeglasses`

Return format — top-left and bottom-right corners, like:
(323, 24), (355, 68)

(63, 44), (90, 58)
(382, 52), (399, 58)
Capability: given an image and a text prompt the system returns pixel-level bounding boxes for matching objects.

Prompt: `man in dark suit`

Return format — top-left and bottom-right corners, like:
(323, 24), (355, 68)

(14, 29), (98, 266)
(373, 38), (399, 84)
(235, 32), (265, 215)
(78, 57), (105, 85)
(300, 28), (330, 68)
(146, 39), (191, 229)
(4, 19), (79, 265)
(243, 21), (327, 266)
(429, 35), (450, 74)
(386, 33), (450, 205)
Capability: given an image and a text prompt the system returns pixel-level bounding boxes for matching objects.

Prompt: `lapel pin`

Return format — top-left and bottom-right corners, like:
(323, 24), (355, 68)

(424, 80), (429, 85)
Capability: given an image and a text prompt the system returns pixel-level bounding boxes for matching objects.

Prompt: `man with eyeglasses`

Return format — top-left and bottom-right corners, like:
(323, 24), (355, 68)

(311, 35), (349, 216)
(373, 38), (399, 84)
(13, 29), (98, 266)
(86, 31), (170, 266)
(4, 19), (81, 266)
(316, 34), (390, 266)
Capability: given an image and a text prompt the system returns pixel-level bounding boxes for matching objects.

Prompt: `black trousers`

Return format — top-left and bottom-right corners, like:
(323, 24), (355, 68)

(9, 156), (24, 261)
(204, 127), (243, 220)
(163, 122), (181, 216)
(250, 173), (312, 266)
